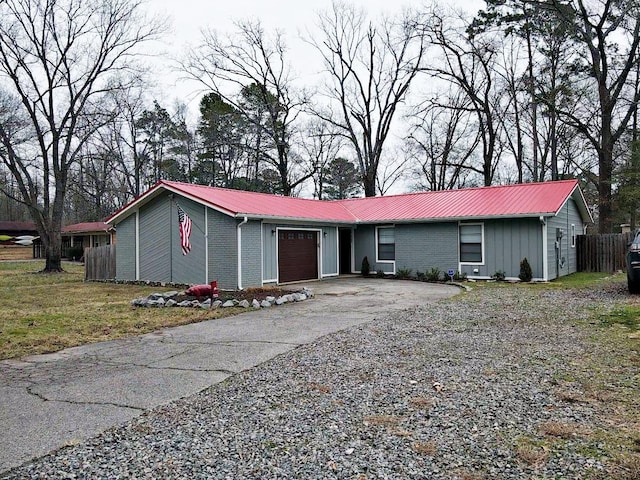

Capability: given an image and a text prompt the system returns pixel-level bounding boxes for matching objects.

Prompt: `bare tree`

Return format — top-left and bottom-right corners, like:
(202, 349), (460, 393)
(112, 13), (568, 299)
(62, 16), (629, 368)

(308, 1), (429, 197)
(408, 88), (481, 190)
(546, 0), (640, 233)
(0, 0), (163, 271)
(184, 20), (311, 196)
(422, 9), (505, 187)
(299, 119), (344, 199)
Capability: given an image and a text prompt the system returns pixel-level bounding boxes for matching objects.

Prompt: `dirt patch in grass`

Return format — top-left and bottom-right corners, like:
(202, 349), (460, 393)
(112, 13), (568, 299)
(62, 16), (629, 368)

(0, 261), (298, 360)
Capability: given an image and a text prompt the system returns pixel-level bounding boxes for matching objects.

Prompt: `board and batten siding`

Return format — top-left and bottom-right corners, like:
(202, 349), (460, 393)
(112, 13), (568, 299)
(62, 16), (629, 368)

(459, 218), (543, 280)
(396, 223), (459, 274)
(138, 194), (207, 284)
(208, 208), (238, 290)
(115, 213), (136, 280)
(240, 220), (262, 288)
(546, 198), (583, 280)
(171, 198), (206, 285)
(139, 195), (172, 282)
(353, 225), (377, 273)
(321, 226), (339, 277)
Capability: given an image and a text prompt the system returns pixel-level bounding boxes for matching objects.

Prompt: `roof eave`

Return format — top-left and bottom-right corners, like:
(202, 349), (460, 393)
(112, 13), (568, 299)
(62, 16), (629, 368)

(106, 181), (237, 224)
(237, 214), (356, 224)
(354, 213), (557, 224)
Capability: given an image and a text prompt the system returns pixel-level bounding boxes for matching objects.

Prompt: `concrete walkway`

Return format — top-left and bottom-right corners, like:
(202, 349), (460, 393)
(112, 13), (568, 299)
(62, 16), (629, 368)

(0, 277), (460, 473)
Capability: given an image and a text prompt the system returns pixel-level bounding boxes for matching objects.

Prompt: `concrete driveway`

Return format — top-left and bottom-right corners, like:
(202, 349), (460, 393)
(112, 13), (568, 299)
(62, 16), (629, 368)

(0, 277), (459, 473)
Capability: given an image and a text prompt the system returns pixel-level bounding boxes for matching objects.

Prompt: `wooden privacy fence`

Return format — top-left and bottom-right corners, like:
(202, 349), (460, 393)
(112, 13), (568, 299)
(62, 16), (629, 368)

(576, 232), (633, 273)
(84, 244), (116, 280)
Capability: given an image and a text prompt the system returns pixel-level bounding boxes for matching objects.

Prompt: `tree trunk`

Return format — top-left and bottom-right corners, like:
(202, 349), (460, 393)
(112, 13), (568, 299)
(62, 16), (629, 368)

(44, 230), (64, 272)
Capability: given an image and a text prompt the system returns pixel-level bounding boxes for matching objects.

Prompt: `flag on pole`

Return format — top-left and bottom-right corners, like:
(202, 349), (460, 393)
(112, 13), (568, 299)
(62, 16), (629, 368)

(176, 204), (192, 255)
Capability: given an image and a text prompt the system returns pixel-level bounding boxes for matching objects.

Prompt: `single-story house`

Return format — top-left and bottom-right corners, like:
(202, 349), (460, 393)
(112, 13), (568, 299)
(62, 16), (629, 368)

(0, 221), (38, 245)
(105, 179), (592, 289)
(62, 222), (116, 249)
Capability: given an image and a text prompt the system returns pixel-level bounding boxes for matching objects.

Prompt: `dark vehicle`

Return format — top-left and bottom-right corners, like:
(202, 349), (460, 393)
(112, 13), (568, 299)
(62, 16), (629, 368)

(627, 230), (640, 293)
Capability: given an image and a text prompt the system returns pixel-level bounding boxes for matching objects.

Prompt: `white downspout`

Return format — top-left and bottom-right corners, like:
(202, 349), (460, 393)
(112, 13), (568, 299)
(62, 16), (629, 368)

(204, 207), (209, 284)
(541, 216), (548, 281)
(237, 216), (248, 290)
(135, 210), (140, 280)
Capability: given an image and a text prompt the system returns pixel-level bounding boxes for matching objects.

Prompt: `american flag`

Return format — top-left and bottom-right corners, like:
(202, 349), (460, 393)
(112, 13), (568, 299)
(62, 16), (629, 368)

(177, 204), (192, 255)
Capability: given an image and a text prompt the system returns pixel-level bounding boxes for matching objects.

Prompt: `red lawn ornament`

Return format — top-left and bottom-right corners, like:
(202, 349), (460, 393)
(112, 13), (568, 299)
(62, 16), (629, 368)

(185, 284), (212, 301)
(210, 280), (219, 299)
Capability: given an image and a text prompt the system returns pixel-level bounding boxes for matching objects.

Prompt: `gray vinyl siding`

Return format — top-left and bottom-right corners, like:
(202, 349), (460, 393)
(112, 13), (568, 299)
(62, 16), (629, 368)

(171, 198), (206, 285)
(459, 218), (543, 279)
(208, 209), (237, 290)
(396, 223), (459, 275)
(354, 225), (376, 272)
(547, 198), (583, 279)
(262, 223), (278, 281)
(139, 195), (171, 282)
(322, 226), (338, 276)
(241, 220), (262, 288)
(115, 213), (136, 281)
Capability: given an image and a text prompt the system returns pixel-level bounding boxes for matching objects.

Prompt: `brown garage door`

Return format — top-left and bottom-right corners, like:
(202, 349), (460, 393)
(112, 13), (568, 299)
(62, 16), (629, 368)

(278, 230), (318, 283)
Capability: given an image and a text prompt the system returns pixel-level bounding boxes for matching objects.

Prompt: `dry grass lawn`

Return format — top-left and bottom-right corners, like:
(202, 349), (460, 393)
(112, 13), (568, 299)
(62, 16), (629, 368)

(0, 245), (32, 261)
(0, 260), (242, 359)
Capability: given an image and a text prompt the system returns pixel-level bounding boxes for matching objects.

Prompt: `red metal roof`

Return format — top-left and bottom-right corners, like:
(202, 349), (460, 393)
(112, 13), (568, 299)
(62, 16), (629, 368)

(62, 222), (112, 233)
(0, 221), (37, 232)
(157, 181), (357, 222)
(335, 180), (582, 222)
(106, 179), (586, 224)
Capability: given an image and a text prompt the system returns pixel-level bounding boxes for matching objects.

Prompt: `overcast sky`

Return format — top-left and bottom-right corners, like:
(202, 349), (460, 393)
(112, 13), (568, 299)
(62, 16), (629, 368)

(145, 0), (483, 116)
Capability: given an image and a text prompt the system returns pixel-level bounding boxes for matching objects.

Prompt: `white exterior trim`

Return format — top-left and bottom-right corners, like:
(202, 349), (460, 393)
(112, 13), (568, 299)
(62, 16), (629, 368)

(542, 219), (549, 281)
(204, 207), (209, 283)
(459, 222), (485, 266)
(135, 209), (140, 281)
(237, 217), (248, 289)
(375, 225), (396, 274)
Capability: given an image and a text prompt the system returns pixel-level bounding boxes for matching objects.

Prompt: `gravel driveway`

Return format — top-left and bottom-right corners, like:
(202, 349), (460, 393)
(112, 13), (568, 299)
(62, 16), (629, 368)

(3, 280), (637, 479)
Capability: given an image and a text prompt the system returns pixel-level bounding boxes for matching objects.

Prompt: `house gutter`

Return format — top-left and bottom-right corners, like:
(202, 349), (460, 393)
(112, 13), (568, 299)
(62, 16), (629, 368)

(237, 216), (248, 290)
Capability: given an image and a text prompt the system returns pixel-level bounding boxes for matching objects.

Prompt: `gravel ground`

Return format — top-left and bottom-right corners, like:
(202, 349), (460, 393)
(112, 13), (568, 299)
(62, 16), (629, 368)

(3, 281), (635, 479)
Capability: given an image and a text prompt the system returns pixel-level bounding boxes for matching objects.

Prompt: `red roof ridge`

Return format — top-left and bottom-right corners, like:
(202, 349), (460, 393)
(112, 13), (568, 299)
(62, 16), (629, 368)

(334, 179), (578, 204)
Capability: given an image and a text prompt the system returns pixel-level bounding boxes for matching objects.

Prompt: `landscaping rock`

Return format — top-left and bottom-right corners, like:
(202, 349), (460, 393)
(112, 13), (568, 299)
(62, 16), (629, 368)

(211, 300), (222, 309)
(222, 300), (235, 308)
(260, 300), (271, 308)
(252, 299), (261, 309)
(177, 300), (192, 307)
(238, 299), (250, 308)
(275, 296), (287, 305)
(165, 299), (177, 307)
(162, 291), (179, 299)
(200, 299), (211, 308)
(265, 296), (276, 303)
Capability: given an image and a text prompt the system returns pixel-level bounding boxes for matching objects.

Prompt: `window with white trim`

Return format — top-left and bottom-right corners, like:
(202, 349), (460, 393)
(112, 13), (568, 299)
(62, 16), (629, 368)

(571, 224), (576, 248)
(459, 223), (483, 263)
(376, 227), (395, 261)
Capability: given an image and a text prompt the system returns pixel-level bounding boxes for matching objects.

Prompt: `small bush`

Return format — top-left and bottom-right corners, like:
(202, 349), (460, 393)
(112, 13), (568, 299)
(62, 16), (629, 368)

(376, 269), (386, 278)
(492, 270), (506, 281)
(453, 270), (467, 281)
(361, 256), (370, 276)
(426, 267), (441, 282)
(396, 267), (412, 279)
(519, 257), (533, 282)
